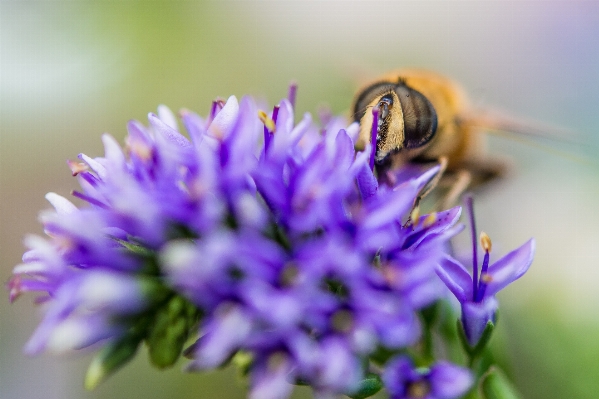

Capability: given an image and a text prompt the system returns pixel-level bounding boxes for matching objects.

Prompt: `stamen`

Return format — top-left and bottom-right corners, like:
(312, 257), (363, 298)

(8, 275), (22, 303)
(381, 264), (402, 285)
(262, 105), (280, 154)
(126, 138), (153, 161)
(407, 380), (430, 398)
(476, 252), (491, 302)
(67, 160), (88, 176)
(80, 172), (99, 187)
(370, 106), (379, 171)
(423, 212), (437, 228)
(272, 105), (280, 125)
(480, 231), (492, 253)
(331, 309), (354, 333)
(466, 196), (479, 301)
(258, 110), (276, 134)
(410, 206), (421, 227)
(71, 191), (109, 209)
(279, 262), (299, 287)
(267, 351), (288, 371)
(287, 81), (297, 110)
(207, 99), (225, 125)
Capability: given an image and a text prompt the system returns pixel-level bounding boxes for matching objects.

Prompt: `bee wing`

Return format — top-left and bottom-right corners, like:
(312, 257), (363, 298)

(460, 110), (595, 165)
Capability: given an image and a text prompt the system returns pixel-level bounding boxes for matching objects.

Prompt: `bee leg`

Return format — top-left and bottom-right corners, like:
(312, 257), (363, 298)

(437, 169), (472, 210)
(436, 157), (507, 209)
(404, 156), (448, 226)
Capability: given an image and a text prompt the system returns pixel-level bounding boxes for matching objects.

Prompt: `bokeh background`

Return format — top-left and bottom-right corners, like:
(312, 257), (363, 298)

(2, 1), (599, 398)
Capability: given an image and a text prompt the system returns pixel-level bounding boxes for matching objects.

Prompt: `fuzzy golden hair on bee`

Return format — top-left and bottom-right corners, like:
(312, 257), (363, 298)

(352, 69), (593, 212)
(352, 69), (513, 209)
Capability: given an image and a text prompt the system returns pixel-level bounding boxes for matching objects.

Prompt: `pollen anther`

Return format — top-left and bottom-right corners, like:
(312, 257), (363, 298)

(480, 231), (492, 253)
(258, 110), (276, 133)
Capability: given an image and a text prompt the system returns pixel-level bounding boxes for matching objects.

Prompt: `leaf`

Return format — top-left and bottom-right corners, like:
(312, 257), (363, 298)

(457, 320), (495, 360)
(146, 296), (199, 368)
(480, 367), (522, 399)
(85, 333), (143, 390)
(347, 373), (384, 399)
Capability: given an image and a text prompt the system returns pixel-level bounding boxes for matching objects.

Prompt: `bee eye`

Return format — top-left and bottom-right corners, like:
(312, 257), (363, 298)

(377, 95), (393, 120)
(352, 82), (396, 123)
(395, 85), (437, 149)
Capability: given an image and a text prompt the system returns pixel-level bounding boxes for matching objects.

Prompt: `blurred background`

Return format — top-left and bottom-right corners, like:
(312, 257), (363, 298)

(2, 1), (599, 398)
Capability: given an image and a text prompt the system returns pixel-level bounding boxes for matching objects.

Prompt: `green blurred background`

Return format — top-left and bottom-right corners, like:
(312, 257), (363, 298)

(2, 1), (599, 398)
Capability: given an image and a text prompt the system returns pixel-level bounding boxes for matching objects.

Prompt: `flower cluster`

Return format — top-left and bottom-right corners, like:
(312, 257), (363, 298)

(8, 88), (533, 399)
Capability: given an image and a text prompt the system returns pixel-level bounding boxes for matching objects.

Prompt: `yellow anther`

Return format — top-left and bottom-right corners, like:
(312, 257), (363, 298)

(481, 273), (493, 283)
(410, 207), (421, 226)
(382, 264), (402, 285)
(258, 110), (276, 133)
(407, 381), (430, 398)
(480, 231), (492, 253)
(67, 160), (88, 176)
(267, 352), (288, 371)
(423, 212), (437, 228)
(331, 309), (354, 333)
(279, 262), (299, 287)
(125, 136), (153, 161)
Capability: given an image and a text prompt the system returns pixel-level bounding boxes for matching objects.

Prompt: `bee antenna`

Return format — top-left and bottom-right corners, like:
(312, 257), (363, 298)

(350, 105), (373, 120)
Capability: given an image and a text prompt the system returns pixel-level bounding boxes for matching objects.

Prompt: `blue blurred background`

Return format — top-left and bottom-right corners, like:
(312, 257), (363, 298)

(2, 1), (599, 398)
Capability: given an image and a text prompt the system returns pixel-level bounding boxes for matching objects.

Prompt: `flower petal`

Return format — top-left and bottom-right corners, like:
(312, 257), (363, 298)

(79, 153), (107, 180)
(180, 109), (206, 145)
(461, 297), (498, 346)
(208, 95), (239, 139)
(429, 361), (474, 399)
(157, 104), (179, 130)
(148, 112), (192, 148)
(435, 255), (472, 302)
(485, 238), (535, 297)
(101, 134), (126, 170)
(45, 193), (78, 214)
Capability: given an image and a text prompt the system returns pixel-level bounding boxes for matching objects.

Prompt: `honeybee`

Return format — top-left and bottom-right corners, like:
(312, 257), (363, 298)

(352, 69), (513, 209)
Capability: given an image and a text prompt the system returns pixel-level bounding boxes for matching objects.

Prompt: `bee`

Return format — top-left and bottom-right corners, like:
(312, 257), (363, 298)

(352, 69), (513, 209)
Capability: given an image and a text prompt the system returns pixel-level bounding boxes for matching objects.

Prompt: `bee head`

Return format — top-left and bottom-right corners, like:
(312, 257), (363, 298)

(352, 80), (438, 164)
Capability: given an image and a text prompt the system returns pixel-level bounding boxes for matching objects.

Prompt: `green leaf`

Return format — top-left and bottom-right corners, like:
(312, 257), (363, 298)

(231, 350), (254, 377)
(369, 345), (402, 366)
(84, 333), (143, 390)
(457, 320), (495, 361)
(347, 373), (383, 399)
(480, 367), (521, 399)
(138, 276), (172, 304)
(420, 301), (440, 327)
(146, 296), (199, 368)
(111, 236), (155, 258)
(471, 321), (495, 358)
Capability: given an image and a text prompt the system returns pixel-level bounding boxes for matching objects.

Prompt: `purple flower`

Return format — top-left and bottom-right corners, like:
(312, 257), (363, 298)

(9, 87), (461, 397)
(383, 356), (473, 399)
(435, 197), (535, 346)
